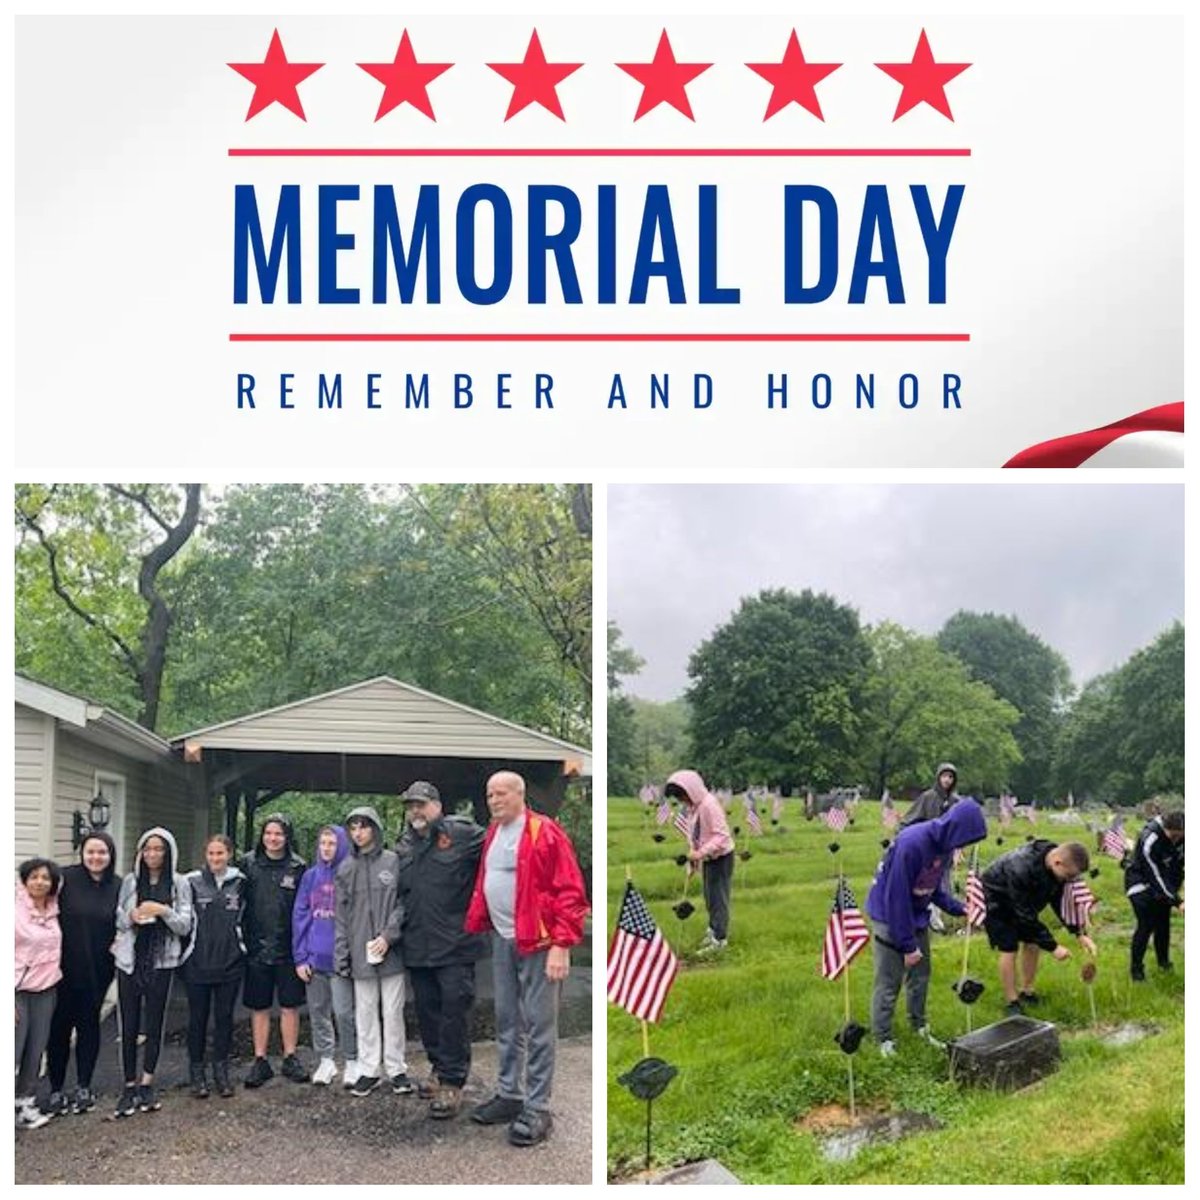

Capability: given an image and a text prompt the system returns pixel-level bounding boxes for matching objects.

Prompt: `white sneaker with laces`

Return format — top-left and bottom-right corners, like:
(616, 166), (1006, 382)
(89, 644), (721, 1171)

(341, 1060), (360, 1089)
(879, 1039), (897, 1058)
(312, 1057), (337, 1086)
(695, 937), (728, 956)
(15, 1099), (50, 1130)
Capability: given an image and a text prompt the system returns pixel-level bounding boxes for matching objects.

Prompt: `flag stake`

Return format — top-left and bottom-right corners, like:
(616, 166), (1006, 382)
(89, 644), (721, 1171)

(838, 852), (857, 1120)
(959, 847), (978, 1034)
(641, 1020), (650, 1060)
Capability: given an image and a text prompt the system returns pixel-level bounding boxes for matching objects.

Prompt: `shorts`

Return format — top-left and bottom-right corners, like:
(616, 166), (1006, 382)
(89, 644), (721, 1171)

(243, 960), (306, 1011)
(982, 904), (1023, 954)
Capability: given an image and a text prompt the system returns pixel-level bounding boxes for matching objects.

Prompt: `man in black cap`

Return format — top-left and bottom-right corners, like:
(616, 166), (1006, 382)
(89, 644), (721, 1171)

(395, 780), (487, 1119)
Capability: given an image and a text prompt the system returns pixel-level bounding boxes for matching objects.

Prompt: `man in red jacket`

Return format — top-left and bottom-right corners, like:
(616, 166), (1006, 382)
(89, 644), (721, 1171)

(465, 770), (589, 1147)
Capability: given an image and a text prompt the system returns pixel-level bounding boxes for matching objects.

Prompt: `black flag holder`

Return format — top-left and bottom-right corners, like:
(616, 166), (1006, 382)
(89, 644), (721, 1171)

(618, 1056), (679, 1176)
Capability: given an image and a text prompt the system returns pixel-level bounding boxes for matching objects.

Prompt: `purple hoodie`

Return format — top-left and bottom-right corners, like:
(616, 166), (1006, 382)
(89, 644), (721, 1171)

(292, 825), (350, 974)
(865, 801), (987, 954)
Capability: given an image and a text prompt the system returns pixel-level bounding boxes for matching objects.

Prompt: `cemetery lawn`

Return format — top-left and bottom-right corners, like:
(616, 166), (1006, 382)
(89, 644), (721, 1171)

(606, 798), (1184, 1184)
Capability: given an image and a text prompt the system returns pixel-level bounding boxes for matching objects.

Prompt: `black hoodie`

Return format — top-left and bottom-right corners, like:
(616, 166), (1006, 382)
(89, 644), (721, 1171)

(241, 814), (307, 966)
(900, 762), (961, 827)
(981, 838), (1080, 951)
(57, 832), (120, 992)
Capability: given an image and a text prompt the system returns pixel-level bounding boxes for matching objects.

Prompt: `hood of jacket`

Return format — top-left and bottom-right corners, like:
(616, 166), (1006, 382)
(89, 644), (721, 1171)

(346, 806), (385, 855)
(255, 812), (299, 859)
(933, 762), (959, 796)
(666, 769), (710, 809)
(16, 882), (61, 923)
(135, 826), (178, 882)
(924, 798), (987, 855)
(310, 824), (351, 881)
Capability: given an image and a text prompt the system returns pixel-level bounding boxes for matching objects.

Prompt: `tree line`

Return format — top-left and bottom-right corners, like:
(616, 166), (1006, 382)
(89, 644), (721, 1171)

(16, 484), (592, 746)
(608, 589), (1183, 806)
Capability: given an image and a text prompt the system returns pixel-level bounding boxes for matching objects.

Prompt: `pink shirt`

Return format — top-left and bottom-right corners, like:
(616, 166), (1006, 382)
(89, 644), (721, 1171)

(14, 885), (62, 992)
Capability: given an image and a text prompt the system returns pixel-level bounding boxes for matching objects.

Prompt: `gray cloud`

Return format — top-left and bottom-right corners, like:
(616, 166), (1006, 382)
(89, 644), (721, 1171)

(609, 483), (1183, 701)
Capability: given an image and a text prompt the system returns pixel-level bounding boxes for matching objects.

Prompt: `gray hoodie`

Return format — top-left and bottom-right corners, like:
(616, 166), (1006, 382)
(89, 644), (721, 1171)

(335, 806), (404, 979)
(113, 827), (194, 975)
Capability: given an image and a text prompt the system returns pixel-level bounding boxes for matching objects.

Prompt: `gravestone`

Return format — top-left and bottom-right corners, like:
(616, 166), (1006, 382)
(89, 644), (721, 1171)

(949, 1016), (1061, 1090)
(651, 1160), (742, 1185)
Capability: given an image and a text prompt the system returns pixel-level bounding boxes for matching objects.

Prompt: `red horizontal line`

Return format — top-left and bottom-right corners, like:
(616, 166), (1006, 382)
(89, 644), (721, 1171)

(228, 146), (970, 159)
(229, 332), (970, 343)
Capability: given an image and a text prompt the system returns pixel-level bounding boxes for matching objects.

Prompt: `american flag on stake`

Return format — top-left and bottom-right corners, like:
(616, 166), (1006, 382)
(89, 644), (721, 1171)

(999, 792), (1015, 825)
(965, 864), (987, 928)
(1060, 878), (1098, 929)
(638, 784), (659, 807)
(821, 878), (870, 981)
(821, 805), (849, 833)
(880, 789), (898, 830)
(655, 797), (671, 826)
(607, 882), (679, 1024)
(673, 808), (692, 840)
(746, 804), (763, 836)
(1101, 818), (1126, 861)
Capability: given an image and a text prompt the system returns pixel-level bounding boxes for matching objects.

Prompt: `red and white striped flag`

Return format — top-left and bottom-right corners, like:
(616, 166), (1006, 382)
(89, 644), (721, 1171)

(1101, 818), (1126, 861)
(607, 882), (679, 1024)
(880, 789), (898, 830)
(821, 878), (870, 981)
(1060, 878), (1098, 929)
(965, 867), (987, 928)
(673, 808), (692, 840)
(821, 805), (849, 833)
(1004, 403), (1184, 468)
(655, 797), (671, 826)
(746, 804), (763, 836)
(638, 784), (660, 807)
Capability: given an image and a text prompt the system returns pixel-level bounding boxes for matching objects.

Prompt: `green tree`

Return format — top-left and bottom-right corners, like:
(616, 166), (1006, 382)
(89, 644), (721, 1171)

(15, 483), (202, 730)
(938, 611), (1073, 799)
(1053, 623), (1183, 804)
(629, 696), (691, 786)
(686, 588), (871, 790)
(607, 622), (643, 797)
(855, 622), (1023, 796)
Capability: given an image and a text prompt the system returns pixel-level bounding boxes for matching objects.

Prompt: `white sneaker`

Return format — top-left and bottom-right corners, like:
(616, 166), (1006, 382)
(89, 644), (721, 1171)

(341, 1060), (360, 1089)
(879, 1040), (897, 1058)
(312, 1058), (337, 1086)
(916, 1025), (945, 1049)
(695, 938), (728, 957)
(15, 1099), (50, 1130)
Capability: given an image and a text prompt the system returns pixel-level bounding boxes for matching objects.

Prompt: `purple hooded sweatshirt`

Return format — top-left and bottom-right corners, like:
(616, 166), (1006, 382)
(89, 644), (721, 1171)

(865, 801), (987, 954)
(292, 825), (350, 975)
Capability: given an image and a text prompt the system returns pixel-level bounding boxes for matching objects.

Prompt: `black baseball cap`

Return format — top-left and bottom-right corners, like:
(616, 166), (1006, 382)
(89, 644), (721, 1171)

(401, 781), (441, 806)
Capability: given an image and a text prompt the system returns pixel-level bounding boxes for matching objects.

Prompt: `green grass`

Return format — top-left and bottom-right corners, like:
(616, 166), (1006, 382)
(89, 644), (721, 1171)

(606, 798), (1184, 1183)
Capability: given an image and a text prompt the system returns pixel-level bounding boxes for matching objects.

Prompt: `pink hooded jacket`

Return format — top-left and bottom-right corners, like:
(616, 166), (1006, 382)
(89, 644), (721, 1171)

(15, 885), (63, 993)
(667, 769), (734, 860)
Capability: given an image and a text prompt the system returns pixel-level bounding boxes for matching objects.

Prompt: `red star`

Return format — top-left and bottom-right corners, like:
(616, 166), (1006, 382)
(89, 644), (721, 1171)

(746, 31), (841, 122)
(487, 30), (582, 121)
(358, 31), (452, 122)
(617, 30), (712, 121)
(228, 29), (323, 122)
(876, 29), (971, 121)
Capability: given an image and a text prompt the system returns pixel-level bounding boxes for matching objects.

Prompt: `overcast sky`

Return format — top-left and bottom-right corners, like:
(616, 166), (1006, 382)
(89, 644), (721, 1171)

(609, 483), (1184, 702)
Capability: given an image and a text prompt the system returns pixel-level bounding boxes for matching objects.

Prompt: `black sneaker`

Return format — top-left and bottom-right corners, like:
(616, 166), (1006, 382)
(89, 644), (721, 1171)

(508, 1107), (554, 1147)
(351, 1075), (382, 1097)
(281, 1054), (310, 1083)
(390, 1072), (415, 1095)
(243, 1057), (274, 1089)
(1003, 1000), (1024, 1018)
(45, 1091), (70, 1118)
(1158, 961), (1174, 973)
(1131, 965), (1147, 982)
(71, 1087), (96, 1115)
(471, 1094), (525, 1125)
(137, 1084), (161, 1112)
(213, 1062), (234, 1098)
(114, 1087), (138, 1118)
(1017, 991), (1041, 1007)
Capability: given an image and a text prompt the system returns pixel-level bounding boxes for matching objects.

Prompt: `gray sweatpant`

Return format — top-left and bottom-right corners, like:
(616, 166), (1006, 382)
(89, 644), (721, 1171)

(491, 935), (560, 1113)
(16, 989), (57, 1097)
(306, 971), (358, 1062)
(870, 920), (932, 1041)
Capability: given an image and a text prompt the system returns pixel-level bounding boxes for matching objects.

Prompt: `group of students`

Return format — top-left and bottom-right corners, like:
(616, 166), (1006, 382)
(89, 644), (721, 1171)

(661, 763), (1185, 1055)
(15, 770), (590, 1148)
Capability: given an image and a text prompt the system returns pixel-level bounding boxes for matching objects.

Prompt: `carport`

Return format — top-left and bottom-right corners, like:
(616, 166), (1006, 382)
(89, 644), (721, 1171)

(170, 676), (591, 847)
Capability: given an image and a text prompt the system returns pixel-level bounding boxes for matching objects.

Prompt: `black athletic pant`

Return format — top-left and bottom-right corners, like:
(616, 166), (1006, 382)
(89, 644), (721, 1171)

(409, 962), (476, 1088)
(117, 968), (174, 1081)
(186, 978), (241, 1064)
(46, 981), (108, 1092)
(1129, 892), (1174, 972)
(703, 851), (735, 941)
